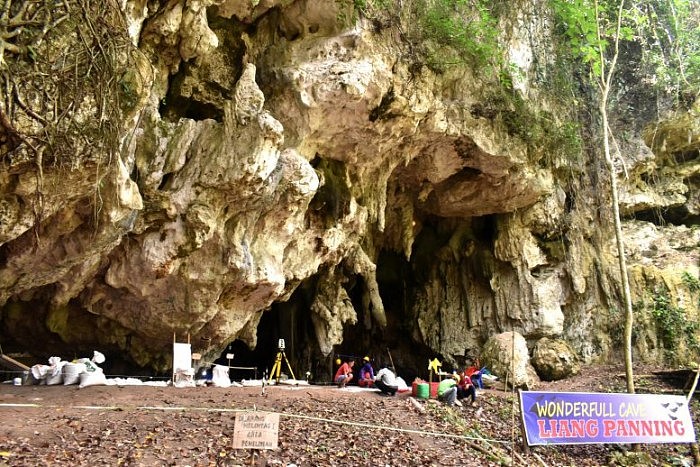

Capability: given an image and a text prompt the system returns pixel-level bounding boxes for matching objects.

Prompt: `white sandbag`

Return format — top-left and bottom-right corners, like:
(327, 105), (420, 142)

(46, 358), (66, 385)
(48, 356), (62, 368)
(241, 379), (266, 387)
(29, 357), (65, 385)
(79, 369), (106, 388)
(45, 372), (63, 385)
(30, 364), (50, 381)
(76, 358), (101, 373)
(62, 362), (87, 385)
(173, 368), (195, 388)
(211, 364), (231, 388)
(91, 351), (105, 364)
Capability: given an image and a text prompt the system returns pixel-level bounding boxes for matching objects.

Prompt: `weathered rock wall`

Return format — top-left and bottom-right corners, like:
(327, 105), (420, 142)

(1, 0), (698, 375)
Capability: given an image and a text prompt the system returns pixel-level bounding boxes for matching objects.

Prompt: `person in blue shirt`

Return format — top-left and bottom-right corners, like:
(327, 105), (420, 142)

(358, 356), (375, 387)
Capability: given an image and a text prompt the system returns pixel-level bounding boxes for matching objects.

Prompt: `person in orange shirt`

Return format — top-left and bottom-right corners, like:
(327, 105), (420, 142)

(334, 358), (355, 388)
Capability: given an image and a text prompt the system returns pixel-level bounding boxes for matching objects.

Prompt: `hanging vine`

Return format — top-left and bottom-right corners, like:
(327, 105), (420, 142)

(0, 0), (144, 231)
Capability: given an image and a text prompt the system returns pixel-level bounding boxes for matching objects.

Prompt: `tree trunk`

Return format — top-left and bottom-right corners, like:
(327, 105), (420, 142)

(596, 0), (635, 394)
(600, 98), (635, 394)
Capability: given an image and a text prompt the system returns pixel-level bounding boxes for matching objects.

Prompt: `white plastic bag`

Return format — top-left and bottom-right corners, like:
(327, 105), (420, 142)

(173, 368), (195, 388)
(211, 364), (231, 388)
(30, 364), (50, 382)
(91, 351), (105, 364)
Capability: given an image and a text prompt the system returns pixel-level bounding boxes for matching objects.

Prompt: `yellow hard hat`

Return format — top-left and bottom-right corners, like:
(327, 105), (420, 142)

(335, 358), (341, 365)
(363, 356), (370, 362)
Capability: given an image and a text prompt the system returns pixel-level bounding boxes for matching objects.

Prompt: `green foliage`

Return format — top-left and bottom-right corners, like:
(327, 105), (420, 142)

(650, 288), (700, 360)
(607, 451), (654, 466)
(682, 271), (700, 293)
(354, 0), (502, 73)
(418, 0), (500, 71)
(497, 395), (515, 419)
(551, 0), (608, 77)
(610, 304), (644, 347)
(355, 0), (392, 9)
(634, 0), (700, 100)
(473, 88), (582, 164)
(356, 1), (581, 160)
(335, 0), (357, 25)
(337, 0), (392, 25)
(550, 0), (700, 102)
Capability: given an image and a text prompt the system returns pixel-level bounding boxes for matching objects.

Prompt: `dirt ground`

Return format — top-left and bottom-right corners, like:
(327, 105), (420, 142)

(0, 363), (698, 466)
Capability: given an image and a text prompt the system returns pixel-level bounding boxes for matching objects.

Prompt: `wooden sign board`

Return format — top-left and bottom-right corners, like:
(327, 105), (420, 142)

(233, 412), (279, 450)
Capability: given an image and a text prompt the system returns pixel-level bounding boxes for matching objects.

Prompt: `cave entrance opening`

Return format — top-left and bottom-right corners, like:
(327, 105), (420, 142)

(370, 215), (498, 383)
(371, 248), (439, 384)
(217, 284), (329, 383)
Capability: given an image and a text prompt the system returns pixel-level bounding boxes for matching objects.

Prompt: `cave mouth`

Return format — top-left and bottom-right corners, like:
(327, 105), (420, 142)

(214, 215), (500, 385)
(630, 205), (699, 227)
(1, 215), (497, 385)
(213, 245), (449, 385)
(217, 281), (331, 383)
(216, 305), (324, 383)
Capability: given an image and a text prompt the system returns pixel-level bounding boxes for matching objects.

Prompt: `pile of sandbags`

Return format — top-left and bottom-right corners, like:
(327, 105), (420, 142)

(30, 356), (64, 385)
(30, 351), (107, 388)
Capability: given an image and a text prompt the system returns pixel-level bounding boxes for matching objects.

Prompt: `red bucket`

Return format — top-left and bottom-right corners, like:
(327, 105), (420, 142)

(412, 381), (441, 398)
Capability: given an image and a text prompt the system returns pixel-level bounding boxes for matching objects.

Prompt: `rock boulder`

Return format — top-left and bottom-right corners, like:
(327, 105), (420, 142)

(531, 337), (581, 381)
(481, 331), (539, 389)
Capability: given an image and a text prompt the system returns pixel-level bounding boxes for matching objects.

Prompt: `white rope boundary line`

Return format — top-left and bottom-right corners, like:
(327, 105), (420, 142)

(0, 402), (511, 444)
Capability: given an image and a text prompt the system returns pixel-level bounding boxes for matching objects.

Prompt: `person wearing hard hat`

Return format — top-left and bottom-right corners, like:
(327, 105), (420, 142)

(358, 356), (375, 388)
(334, 358), (355, 388)
(437, 373), (462, 407)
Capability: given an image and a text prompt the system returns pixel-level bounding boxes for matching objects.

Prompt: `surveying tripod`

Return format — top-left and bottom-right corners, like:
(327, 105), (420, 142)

(268, 339), (296, 383)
